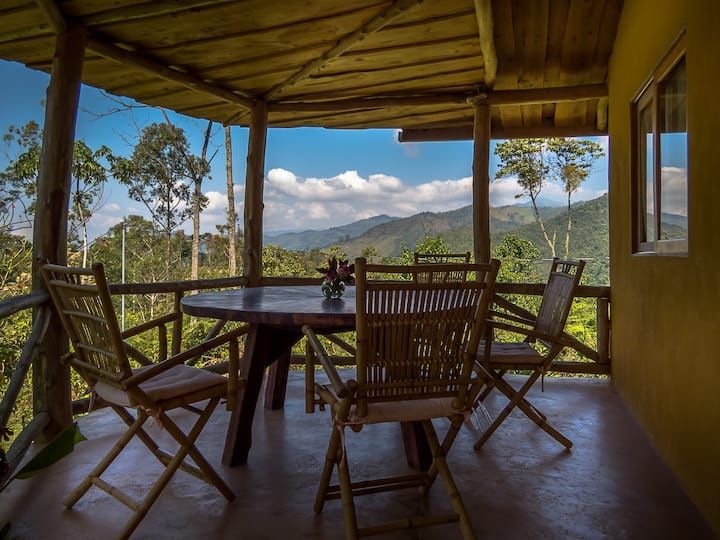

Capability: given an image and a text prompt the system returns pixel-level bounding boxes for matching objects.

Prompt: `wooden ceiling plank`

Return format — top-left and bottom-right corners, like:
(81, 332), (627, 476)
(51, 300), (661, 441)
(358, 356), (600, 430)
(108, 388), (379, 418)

(473, 0), (498, 88)
(513, 0), (549, 89)
(86, 35), (255, 110)
(544, 0), (570, 85)
(264, 0), (425, 100)
(77, 0), (237, 26)
(489, 0), (517, 90)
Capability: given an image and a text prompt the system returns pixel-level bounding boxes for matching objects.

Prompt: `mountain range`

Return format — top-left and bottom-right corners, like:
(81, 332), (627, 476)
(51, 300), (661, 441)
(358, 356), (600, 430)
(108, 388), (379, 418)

(266, 195), (608, 260)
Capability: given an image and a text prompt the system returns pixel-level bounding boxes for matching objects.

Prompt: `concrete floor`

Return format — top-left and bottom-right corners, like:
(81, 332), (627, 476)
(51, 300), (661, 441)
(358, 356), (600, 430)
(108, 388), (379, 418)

(1, 371), (716, 540)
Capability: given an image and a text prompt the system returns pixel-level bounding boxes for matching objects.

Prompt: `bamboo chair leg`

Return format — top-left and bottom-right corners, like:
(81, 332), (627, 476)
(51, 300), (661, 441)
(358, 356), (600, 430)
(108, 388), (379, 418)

(305, 342), (316, 413)
(337, 447), (358, 540)
(420, 415), (465, 495)
(514, 395), (572, 449)
(475, 371), (572, 450)
(64, 409), (148, 508)
(113, 405), (169, 468)
(315, 426), (342, 513)
(473, 373), (539, 451)
(422, 420), (476, 540)
(157, 397), (234, 500)
(121, 400), (231, 539)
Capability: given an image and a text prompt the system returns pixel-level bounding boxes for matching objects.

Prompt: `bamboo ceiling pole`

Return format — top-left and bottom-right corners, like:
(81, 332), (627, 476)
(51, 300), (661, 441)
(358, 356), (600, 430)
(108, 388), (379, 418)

(473, 0), (497, 88)
(471, 101), (491, 263)
(243, 101), (268, 286)
(32, 22), (86, 442)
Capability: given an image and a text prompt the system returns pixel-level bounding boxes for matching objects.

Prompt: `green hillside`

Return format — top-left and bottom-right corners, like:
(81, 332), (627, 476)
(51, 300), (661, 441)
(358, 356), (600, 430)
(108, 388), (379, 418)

(335, 194), (610, 284)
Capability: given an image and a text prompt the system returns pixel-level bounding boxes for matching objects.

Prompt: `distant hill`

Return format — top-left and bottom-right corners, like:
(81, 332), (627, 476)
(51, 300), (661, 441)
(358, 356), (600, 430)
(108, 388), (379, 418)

(336, 203), (567, 258)
(263, 195), (616, 284)
(264, 214), (397, 251)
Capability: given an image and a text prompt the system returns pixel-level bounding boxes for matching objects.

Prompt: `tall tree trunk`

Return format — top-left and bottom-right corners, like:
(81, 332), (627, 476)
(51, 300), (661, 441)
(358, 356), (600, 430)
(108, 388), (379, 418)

(530, 194), (556, 257)
(191, 120), (213, 281)
(565, 193), (572, 258)
(225, 126), (237, 275)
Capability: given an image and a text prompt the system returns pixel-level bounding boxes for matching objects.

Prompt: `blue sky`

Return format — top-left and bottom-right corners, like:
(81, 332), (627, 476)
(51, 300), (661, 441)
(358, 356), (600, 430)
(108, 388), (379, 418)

(0, 59), (609, 240)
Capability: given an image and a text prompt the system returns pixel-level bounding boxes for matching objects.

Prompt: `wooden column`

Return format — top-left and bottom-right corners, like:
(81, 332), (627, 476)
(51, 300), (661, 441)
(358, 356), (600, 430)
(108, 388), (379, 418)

(471, 102), (492, 263)
(31, 22), (86, 442)
(242, 101), (268, 286)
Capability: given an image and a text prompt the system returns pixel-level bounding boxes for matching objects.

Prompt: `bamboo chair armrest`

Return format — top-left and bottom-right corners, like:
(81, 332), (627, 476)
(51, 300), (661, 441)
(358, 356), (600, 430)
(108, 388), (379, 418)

(302, 325), (349, 398)
(120, 312), (178, 340)
(125, 326), (248, 386)
(324, 333), (356, 355)
(485, 320), (569, 347)
(124, 343), (154, 366)
(487, 309), (535, 328)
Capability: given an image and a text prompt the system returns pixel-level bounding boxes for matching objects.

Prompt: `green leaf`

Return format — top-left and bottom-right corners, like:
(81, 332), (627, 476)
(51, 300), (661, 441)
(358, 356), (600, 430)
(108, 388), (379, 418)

(15, 422), (86, 479)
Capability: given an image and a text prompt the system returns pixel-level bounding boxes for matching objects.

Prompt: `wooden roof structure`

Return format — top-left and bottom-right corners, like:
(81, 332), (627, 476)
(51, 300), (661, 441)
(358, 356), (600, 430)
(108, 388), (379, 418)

(0, 0), (622, 140)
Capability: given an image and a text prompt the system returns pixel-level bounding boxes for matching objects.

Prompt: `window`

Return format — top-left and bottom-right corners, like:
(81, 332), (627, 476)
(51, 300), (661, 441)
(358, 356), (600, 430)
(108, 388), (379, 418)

(632, 32), (688, 255)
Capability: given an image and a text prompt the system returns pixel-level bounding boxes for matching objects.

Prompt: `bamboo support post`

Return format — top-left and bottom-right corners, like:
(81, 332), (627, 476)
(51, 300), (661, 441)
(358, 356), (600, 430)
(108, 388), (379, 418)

(597, 296), (610, 364)
(31, 22), (86, 442)
(471, 102), (492, 263)
(243, 101), (268, 286)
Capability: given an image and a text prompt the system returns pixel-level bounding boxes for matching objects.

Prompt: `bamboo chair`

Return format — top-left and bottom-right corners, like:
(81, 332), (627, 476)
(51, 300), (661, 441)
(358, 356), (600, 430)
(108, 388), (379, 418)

(414, 252), (471, 283)
(41, 262), (246, 540)
(473, 258), (585, 451)
(303, 257), (500, 540)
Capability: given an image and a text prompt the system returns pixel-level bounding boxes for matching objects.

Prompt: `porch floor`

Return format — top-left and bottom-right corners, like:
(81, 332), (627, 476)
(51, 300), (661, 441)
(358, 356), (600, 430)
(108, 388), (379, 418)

(2, 371), (716, 540)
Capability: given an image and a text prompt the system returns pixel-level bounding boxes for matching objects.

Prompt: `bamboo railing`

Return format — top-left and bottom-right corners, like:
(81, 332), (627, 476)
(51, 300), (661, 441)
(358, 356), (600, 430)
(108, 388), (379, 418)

(262, 277), (612, 375)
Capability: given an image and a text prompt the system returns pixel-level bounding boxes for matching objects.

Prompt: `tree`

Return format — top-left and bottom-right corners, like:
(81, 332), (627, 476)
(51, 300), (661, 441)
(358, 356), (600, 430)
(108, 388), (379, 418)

(1, 121), (111, 264)
(0, 121), (41, 235)
(224, 126), (238, 275)
(398, 235), (451, 265)
(491, 234), (541, 283)
(494, 138), (555, 256)
(159, 111), (216, 281)
(111, 122), (196, 280)
(546, 138), (605, 258)
(495, 137), (605, 259)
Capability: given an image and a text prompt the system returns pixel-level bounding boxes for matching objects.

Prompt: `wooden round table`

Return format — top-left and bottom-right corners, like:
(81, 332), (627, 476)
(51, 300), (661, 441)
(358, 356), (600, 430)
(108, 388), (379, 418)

(182, 285), (356, 466)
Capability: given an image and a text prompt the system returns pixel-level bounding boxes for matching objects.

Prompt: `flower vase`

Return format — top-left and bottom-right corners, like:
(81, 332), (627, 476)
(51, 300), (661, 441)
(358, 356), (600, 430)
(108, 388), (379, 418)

(321, 278), (345, 299)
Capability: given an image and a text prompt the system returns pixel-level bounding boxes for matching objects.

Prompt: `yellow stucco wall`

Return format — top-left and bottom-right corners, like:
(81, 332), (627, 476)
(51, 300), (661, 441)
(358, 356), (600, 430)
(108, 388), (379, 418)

(608, 0), (720, 534)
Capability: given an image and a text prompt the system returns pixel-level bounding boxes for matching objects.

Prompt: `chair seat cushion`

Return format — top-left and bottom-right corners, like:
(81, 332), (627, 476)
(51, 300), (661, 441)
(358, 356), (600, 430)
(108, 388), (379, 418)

(342, 397), (465, 426)
(94, 364), (227, 407)
(478, 340), (543, 367)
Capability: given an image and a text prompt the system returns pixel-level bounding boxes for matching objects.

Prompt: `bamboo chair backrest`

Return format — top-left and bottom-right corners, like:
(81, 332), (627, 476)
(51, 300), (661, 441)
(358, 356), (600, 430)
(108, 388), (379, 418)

(534, 259), (586, 341)
(354, 257), (500, 416)
(413, 252), (472, 283)
(413, 252), (471, 264)
(41, 263), (132, 385)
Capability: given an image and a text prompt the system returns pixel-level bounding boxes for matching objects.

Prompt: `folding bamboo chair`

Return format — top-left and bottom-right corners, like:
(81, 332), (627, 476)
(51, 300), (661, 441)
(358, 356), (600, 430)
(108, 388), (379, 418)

(303, 257), (499, 539)
(41, 262), (246, 540)
(474, 258), (585, 450)
(414, 252), (471, 282)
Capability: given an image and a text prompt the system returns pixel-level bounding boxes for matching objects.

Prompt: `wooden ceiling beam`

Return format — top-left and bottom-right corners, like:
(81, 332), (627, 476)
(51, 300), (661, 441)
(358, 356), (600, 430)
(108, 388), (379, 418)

(473, 0), (497, 88)
(264, 0), (425, 100)
(269, 83), (606, 112)
(399, 123), (607, 142)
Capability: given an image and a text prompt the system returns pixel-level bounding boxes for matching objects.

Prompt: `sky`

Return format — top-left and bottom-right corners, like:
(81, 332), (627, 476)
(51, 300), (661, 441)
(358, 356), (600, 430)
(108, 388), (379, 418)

(0, 59), (609, 241)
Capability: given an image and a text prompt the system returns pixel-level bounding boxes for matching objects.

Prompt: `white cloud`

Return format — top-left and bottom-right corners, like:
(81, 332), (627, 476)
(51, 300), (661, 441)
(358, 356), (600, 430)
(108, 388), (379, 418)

(660, 166), (688, 216)
(88, 166), (607, 239)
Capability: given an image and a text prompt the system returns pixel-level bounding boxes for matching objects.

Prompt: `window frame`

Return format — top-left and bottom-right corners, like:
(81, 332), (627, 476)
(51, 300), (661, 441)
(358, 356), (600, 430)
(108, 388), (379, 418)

(631, 31), (688, 256)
